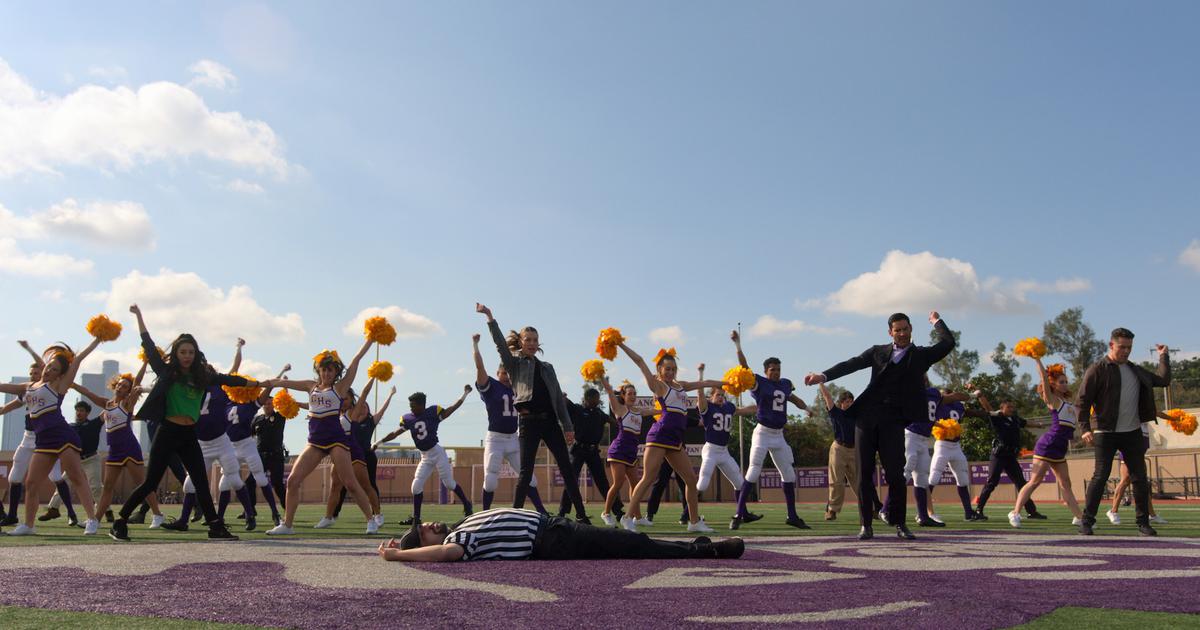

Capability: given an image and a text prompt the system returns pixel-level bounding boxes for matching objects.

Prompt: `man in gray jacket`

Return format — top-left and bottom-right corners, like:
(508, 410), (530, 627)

(475, 303), (591, 523)
(1076, 327), (1170, 536)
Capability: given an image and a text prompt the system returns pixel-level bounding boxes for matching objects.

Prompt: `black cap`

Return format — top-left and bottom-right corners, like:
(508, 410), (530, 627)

(398, 521), (422, 550)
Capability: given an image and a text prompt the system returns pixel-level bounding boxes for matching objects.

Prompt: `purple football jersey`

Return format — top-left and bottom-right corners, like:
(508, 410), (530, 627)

(934, 399), (964, 442)
(906, 387), (942, 437)
(196, 385), (231, 441)
(478, 377), (518, 434)
(226, 401), (259, 442)
(750, 375), (794, 430)
(402, 405), (443, 451)
(701, 401), (736, 447)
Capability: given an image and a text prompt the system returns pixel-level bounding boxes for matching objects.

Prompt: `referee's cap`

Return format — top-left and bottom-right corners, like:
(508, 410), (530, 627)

(399, 521), (423, 550)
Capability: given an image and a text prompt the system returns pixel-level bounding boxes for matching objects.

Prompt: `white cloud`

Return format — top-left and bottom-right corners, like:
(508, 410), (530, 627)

(38, 289), (64, 302)
(103, 268), (304, 344)
(219, 4), (298, 74)
(0, 238), (93, 277)
(343, 306), (444, 340)
(746, 315), (851, 339)
(0, 199), (155, 250)
(87, 65), (128, 84)
(81, 290), (108, 302)
(187, 59), (237, 91)
(225, 178), (264, 194)
(648, 325), (685, 345)
(1179, 240), (1200, 273)
(210, 358), (274, 381)
(805, 250), (1090, 316)
(0, 57), (290, 178)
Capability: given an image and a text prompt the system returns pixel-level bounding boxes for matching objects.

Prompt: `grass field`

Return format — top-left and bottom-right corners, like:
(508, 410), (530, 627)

(3, 500), (1198, 544)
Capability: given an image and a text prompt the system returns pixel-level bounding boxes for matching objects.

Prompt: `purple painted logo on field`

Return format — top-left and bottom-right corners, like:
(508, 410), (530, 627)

(1, 533), (1198, 628)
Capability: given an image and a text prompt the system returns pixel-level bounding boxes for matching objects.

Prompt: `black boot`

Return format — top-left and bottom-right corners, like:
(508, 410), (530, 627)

(208, 521), (239, 540)
(896, 524), (916, 540)
(858, 525), (874, 540)
(109, 518), (130, 542)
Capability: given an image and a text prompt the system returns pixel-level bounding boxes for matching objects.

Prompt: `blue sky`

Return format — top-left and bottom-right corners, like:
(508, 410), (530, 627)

(2, 2), (1197, 452)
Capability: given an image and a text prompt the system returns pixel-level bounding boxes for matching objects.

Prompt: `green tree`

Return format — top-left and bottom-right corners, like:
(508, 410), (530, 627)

(783, 414), (834, 467)
(929, 328), (979, 390)
(1042, 307), (1106, 384)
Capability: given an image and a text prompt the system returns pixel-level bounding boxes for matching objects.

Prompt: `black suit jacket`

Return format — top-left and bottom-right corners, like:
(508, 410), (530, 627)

(820, 319), (955, 424)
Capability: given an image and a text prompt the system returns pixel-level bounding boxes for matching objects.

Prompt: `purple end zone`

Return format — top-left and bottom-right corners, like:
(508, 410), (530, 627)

(2, 532), (1199, 629)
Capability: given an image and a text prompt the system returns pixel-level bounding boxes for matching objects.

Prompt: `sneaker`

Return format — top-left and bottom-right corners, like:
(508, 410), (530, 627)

(67, 516), (81, 528)
(635, 516), (653, 527)
(37, 507), (60, 522)
(1025, 511), (1047, 520)
(785, 517), (811, 530)
(0, 514), (18, 526)
(687, 518), (715, 534)
(463, 503), (473, 517)
(1071, 517), (1082, 526)
(742, 512), (764, 524)
(620, 516), (638, 532)
(1008, 512), (1022, 528)
(375, 513), (385, 528)
(928, 512), (944, 524)
(917, 518), (946, 528)
(1078, 520), (1094, 536)
(1150, 514), (1168, 525)
(161, 518), (189, 532)
(878, 508), (889, 523)
(314, 517), (337, 529)
(236, 512), (247, 520)
(6, 523), (36, 536)
(366, 519), (380, 534)
(208, 524), (239, 540)
(712, 537), (745, 559)
(600, 513), (617, 527)
(678, 514), (689, 525)
(729, 515), (743, 530)
(1138, 523), (1158, 537)
(191, 510), (202, 523)
(149, 514), (166, 529)
(576, 516), (592, 526)
(84, 519), (99, 535)
(109, 519), (130, 542)
(272, 514), (282, 526)
(1106, 510), (1121, 525)
(399, 516), (415, 526)
(824, 510), (836, 521)
(974, 510), (988, 521)
(245, 515), (257, 532)
(964, 511), (979, 521)
(104, 510), (114, 523)
(127, 510), (147, 525)
(265, 524), (294, 535)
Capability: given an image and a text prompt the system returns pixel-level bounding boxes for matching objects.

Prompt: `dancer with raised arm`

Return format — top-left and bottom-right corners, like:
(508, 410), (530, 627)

(222, 340), (287, 530)
(71, 362), (166, 529)
(1008, 359), (1083, 528)
(2, 347), (54, 527)
(805, 311), (955, 541)
(730, 331), (812, 530)
(819, 383), (859, 522)
(613, 340), (722, 533)
(599, 376), (642, 527)
(316, 381), (392, 529)
(110, 305), (255, 542)
(695, 364), (757, 527)
(475, 303), (590, 522)
(266, 338), (380, 535)
(472, 334), (547, 514)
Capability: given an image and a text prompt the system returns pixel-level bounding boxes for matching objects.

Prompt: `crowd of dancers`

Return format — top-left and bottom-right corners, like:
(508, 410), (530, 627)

(0, 302), (1176, 544)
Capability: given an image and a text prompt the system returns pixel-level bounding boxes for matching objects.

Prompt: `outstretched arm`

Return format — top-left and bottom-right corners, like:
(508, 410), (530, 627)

(375, 386), (398, 423)
(230, 338), (245, 374)
(0, 397), (24, 416)
(71, 382), (109, 408)
(0, 382), (30, 396)
(618, 341), (666, 397)
(56, 336), (103, 395)
(731, 330), (750, 370)
(924, 312), (956, 365)
(378, 540), (464, 562)
(350, 378), (377, 422)
(257, 364), (291, 405)
(600, 375), (627, 416)
(131, 304), (169, 377)
(17, 340), (43, 369)
(477, 303), (516, 372)
(695, 364), (708, 414)
(373, 423), (409, 450)
(817, 383), (834, 410)
(787, 393), (809, 413)
(274, 377), (318, 392)
(1031, 358), (1059, 409)
(471, 334), (489, 389)
(439, 385), (473, 420)
(336, 338), (375, 397)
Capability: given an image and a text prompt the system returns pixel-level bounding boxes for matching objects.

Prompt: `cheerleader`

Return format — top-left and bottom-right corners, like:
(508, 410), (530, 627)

(110, 304), (256, 542)
(315, 381), (395, 529)
(0, 332), (109, 535)
(614, 340), (723, 533)
(1009, 359), (1083, 527)
(599, 376), (642, 527)
(266, 338), (378, 535)
(2, 358), (48, 527)
(71, 363), (166, 529)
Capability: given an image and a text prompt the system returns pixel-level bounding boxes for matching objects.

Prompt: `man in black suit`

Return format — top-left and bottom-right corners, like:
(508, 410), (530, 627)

(805, 311), (955, 541)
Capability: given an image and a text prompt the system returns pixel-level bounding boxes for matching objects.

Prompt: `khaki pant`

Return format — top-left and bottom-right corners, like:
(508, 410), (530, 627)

(827, 441), (859, 513)
(49, 454), (103, 510)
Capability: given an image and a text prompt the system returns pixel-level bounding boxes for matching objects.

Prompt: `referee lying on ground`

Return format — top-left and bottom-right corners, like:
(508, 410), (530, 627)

(378, 508), (745, 561)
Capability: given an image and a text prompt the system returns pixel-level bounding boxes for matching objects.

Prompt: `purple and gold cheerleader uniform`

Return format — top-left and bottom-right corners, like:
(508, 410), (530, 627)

(606, 410), (643, 465)
(103, 404), (143, 466)
(1033, 401), (1076, 463)
(26, 383), (81, 454)
(308, 388), (349, 451)
(341, 413), (367, 465)
(644, 386), (688, 451)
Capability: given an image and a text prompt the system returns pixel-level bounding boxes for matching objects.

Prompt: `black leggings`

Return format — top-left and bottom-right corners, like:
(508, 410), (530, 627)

(334, 449), (379, 517)
(647, 461), (686, 518)
(258, 450), (287, 511)
(531, 516), (711, 560)
(119, 421), (219, 524)
(515, 414), (586, 516)
(976, 452), (1037, 513)
(558, 443), (612, 516)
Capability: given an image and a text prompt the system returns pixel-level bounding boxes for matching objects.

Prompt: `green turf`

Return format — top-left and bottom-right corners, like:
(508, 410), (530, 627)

(2, 501), (1197, 544)
(1013, 606), (1200, 629)
(0, 605), (271, 629)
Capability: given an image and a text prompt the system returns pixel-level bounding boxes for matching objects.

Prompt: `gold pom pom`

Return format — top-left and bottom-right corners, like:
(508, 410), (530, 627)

(1165, 408), (1198, 436)
(86, 314), (122, 342)
(932, 418), (962, 441)
(312, 349), (344, 368)
(580, 359), (605, 382)
(651, 348), (678, 365)
(273, 389), (300, 420)
(367, 360), (394, 382)
(1013, 337), (1047, 359)
(364, 316), (397, 346)
(222, 373), (263, 405)
(595, 327), (625, 361)
(138, 346), (166, 364)
(721, 366), (756, 396)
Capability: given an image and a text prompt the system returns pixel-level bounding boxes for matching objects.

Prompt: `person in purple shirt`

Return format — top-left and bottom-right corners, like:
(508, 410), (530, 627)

(900, 386), (948, 527)
(695, 364), (758, 526)
(924, 388), (974, 523)
(472, 334), (547, 513)
(819, 383), (868, 522)
(730, 331), (812, 530)
(376, 386), (473, 525)
(221, 339), (287, 530)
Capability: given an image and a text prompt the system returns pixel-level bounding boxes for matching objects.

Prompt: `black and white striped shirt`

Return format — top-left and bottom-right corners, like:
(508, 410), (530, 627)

(444, 508), (543, 561)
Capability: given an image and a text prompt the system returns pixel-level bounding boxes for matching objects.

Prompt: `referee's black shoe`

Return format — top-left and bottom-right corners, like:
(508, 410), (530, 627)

(399, 515), (415, 526)
(917, 518), (945, 527)
(1138, 523), (1158, 537)
(576, 515), (592, 526)
(858, 525), (874, 540)
(785, 517), (811, 530)
(896, 524), (916, 540)
(109, 518), (131, 542)
(1025, 511), (1048, 520)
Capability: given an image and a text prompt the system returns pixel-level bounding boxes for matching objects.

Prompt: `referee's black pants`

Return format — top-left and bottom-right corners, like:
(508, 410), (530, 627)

(558, 443), (616, 516)
(975, 451), (1037, 515)
(254, 449), (287, 511)
(515, 413), (587, 517)
(531, 516), (714, 560)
